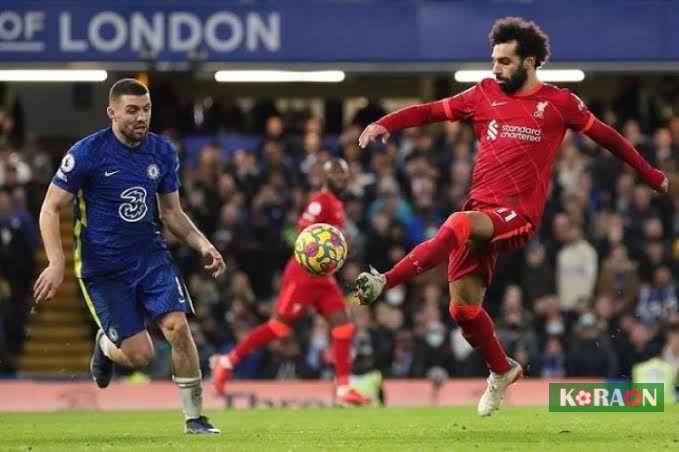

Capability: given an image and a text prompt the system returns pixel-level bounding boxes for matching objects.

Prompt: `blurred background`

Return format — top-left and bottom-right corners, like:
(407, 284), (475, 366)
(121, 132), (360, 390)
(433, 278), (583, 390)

(0, 1), (677, 402)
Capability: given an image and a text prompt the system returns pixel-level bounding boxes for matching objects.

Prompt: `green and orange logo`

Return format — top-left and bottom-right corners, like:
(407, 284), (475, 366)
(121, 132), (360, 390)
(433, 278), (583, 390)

(549, 383), (664, 412)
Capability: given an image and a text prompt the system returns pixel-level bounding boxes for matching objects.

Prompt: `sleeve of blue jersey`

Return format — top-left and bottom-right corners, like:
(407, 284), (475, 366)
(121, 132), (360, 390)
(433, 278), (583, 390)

(157, 141), (181, 194)
(51, 141), (92, 194)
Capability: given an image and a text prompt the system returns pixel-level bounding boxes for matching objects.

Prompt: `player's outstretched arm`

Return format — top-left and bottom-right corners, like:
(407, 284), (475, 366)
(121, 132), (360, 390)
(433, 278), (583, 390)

(158, 191), (226, 278)
(33, 184), (74, 302)
(584, 117), (669, 193)
(358, 100), (450, 148)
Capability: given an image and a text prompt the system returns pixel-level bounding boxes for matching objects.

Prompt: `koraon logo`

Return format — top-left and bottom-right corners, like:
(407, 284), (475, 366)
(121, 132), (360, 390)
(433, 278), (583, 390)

(549, 383), (664, 412)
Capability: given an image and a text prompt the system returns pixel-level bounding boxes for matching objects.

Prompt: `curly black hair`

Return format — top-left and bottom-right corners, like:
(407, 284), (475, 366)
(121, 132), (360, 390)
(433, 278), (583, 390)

(489, 17), (551, 68)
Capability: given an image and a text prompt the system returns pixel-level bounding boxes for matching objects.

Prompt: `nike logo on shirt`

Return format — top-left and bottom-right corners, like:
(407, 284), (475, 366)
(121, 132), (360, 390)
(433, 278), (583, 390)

(104, 170), (119, 177)
(491, 101), (507, 107)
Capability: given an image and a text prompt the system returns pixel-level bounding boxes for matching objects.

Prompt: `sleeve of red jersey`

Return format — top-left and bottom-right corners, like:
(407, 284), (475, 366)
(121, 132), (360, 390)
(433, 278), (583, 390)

(584, 118), (665, 191)
(297, 196), (345, 230)
(558, 89), (664, 191)
(376, 85), (479, 133)
(558, 90), (595, 134)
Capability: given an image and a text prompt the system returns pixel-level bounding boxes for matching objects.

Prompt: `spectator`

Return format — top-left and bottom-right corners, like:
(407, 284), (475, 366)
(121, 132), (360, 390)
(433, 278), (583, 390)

(597, 243), (640, 311)
(0, 190), (36, 363)
(556, 224), (598, 312)
(540, 336), (566, 378)
(636, 266), (678, 328)
(565, 312), (619, 377)
(495, 285), (540, 374)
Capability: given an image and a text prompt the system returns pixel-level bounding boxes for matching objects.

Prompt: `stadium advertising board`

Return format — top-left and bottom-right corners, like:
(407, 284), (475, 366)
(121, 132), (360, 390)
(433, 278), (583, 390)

(0, 1), (677, 63)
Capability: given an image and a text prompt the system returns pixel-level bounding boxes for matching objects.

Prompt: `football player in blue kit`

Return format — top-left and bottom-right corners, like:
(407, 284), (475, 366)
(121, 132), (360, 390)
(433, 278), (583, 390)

(33, 79), (226, 434)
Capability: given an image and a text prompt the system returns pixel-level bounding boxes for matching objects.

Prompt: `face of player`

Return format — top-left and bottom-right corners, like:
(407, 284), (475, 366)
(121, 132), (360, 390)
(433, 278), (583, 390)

(491, 41), (532, 95)
(324, 161), (350, 196)
(107, 94), (152, 146)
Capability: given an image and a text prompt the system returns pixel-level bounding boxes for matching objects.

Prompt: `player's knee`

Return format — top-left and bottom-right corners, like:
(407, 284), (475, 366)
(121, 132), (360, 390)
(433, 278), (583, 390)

(449, 277), (485, 306)
(442, 212), (472, 244)
(160, 316), (190, 343)
(120, 333), (154, 368)
(444, 211), (495, 243)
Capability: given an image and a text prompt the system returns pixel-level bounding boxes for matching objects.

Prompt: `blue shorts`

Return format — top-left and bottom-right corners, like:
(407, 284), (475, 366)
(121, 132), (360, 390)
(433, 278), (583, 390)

(79, 263), (194, 346)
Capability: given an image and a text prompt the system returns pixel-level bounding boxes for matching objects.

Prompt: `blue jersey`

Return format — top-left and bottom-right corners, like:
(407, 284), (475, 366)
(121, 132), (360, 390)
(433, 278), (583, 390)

(52, 128), (180, 278)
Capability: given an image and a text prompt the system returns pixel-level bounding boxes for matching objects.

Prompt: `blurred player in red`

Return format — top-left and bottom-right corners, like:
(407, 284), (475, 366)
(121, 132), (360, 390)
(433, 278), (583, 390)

(211, 158), (370, 406)
(354, 17), (669, 416)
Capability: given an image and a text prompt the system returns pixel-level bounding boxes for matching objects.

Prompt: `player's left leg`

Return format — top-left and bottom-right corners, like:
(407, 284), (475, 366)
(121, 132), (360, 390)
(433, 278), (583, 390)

(157, 312), (219, 434)
(354, 211), (493, 305)
(142, 265), (219, 434)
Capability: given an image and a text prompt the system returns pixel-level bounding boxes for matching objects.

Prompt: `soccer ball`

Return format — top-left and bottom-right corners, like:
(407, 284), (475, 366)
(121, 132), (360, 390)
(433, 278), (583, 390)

(294, 223), (348, 276)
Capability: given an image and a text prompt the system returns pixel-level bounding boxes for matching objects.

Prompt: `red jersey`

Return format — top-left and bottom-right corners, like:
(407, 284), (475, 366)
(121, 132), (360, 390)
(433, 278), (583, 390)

(277, 188), (347, 319)
(297, 189), (345, 232)
(439, 78), (594, 225)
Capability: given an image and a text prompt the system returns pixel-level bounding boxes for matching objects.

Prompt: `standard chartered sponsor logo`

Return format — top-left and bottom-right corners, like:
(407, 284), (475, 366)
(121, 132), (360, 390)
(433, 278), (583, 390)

(488, 120), (543, 142)
(499, 123), (543, 142)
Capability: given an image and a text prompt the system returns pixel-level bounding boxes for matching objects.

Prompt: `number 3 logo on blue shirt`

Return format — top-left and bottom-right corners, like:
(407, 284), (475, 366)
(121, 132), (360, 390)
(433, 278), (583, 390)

(118, 186), (148, 222)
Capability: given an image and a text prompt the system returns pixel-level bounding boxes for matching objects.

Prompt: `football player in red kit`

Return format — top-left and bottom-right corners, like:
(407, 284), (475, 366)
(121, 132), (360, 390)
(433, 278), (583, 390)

(211, 158), (370, 406)
(354, 17), (669, 416)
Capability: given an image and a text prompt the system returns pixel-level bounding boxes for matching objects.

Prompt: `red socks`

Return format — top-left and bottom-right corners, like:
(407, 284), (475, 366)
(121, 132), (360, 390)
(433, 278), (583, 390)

(228, 319), (290, 365)
(385, 213), (471, 289)
(449, 303), (510, 374)
(331, 323), (355, 386)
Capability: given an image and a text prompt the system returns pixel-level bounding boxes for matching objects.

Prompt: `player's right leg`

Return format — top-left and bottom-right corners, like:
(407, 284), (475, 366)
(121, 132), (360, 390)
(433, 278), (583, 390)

(80, 277), (152, 387)
(353, 210), (493, 305)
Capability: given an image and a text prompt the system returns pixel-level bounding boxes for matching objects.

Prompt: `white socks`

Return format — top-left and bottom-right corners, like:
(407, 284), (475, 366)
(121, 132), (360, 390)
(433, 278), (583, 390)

(98, 333), (119, 360)
(174, 374), (203, 420)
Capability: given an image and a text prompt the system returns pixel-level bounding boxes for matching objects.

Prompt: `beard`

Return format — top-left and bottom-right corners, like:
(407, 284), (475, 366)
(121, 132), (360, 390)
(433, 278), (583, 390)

(122, 123), (148, 145)
(497, 65), (528, 94)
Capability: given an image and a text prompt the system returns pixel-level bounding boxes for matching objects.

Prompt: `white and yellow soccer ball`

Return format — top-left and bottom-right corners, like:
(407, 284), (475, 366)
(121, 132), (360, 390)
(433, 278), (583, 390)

(294, 223), (348, 276)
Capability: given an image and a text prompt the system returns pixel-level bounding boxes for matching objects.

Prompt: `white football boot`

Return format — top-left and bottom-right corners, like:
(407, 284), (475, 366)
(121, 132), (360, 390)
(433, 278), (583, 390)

(478, 358), (523, 417)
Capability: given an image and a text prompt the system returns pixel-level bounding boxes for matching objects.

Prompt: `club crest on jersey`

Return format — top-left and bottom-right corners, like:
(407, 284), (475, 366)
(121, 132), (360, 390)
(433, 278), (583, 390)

(147, 163), (160, 180)
(533, 101), (549, 119)
(487, 120), (499, 141)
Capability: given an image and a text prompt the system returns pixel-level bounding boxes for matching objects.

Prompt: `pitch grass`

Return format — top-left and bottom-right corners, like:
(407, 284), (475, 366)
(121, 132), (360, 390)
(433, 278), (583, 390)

(1, 406), (678, 451)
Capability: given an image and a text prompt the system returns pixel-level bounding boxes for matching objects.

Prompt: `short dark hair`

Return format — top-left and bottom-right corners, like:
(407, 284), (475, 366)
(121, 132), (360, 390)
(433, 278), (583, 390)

(109, 78), (149, 103)
(489, 17), (551, 68)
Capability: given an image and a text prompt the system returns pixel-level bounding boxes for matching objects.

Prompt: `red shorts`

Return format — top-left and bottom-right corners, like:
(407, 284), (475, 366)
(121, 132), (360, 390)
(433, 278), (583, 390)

(275, 258), (346, 321)
(447, 201), (534, 286)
